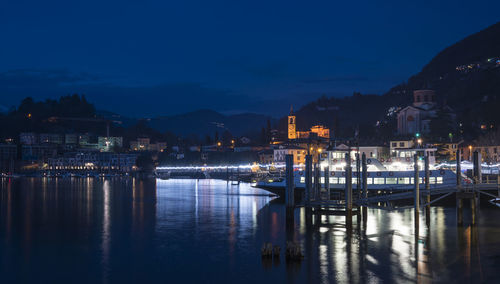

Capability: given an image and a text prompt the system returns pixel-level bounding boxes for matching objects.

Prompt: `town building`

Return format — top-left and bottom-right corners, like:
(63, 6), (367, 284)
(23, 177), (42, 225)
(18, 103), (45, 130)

(274, 145), (307, 165)
(435, 141), (462, 161)
(397, 90), (437, 135)
(48, 152), (137, 172)
(327, 144), (388, 160)
(390, 140), (415, 152)
(258, 150), (274, 164)
(460, 144), (500, 163)
(287, 106), (331, 140)
(65, 134), (78, 144)
(129, 138), (167, 152)
(39, 133), (64, 144)
(20, 132), (37, 145)
(98, 136), (123, 152)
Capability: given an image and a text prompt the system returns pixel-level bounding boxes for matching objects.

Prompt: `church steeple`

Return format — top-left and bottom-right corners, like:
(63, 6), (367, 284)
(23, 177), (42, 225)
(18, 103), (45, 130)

(288, 105), (297, 140)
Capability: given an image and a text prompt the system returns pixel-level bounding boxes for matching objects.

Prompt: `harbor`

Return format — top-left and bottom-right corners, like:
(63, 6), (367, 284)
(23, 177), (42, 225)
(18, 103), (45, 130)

(1, 176), (500, 283)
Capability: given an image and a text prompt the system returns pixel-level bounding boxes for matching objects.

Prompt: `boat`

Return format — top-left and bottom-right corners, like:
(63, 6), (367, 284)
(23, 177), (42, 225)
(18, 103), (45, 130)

(256, 146), (469, 191)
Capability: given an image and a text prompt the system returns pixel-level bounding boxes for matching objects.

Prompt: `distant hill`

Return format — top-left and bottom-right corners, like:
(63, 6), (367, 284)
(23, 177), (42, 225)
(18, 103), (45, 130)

(98, 108), (275, 139)
(148, 109), (274, 138)
(283, 21), (500, 142)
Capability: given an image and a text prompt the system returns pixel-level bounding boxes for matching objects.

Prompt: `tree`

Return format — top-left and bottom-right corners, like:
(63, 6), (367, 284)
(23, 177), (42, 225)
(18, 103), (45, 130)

(429, 108), (456, 140)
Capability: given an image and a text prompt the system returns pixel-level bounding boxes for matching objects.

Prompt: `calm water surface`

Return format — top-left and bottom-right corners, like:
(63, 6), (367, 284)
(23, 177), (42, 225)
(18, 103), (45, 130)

(1, 178), (500, 283)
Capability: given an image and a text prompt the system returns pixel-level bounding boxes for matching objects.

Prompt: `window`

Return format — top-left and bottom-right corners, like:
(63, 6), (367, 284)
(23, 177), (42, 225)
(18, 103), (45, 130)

(352, 178), (357, 184)
(329, 177), (338, 184)
(430, 177), (436, 184)
(386, 177), (397, 184)
(399, 142), (405, 147)
(300, 177), (305, 183)
(367, 178), (373, 184)
(437, 177), (443, 184)
(320, 177), (325, 184)
(392, 142), (397, 147)
(338, 177), (345, 184)
(398, 177), (410, 184)
(374, 178), (385, 184)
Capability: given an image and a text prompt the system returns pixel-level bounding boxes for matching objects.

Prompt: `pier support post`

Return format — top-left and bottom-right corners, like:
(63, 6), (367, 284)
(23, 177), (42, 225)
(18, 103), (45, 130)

(456, 150), (463, 226)
(414, 154), (420, 231)
(361, 153), (368, 223)
(356, 153), (361, 199)
(345, 152), (353, 227)
(305, 155), (312, 206)
(285, 154), (295, 208)
(324, 166), (329, 200)
(473, 151), (482, 184)
(425, 153), (430, 225)
(314, 164), (320, 201)
(456, 151), (461, 189)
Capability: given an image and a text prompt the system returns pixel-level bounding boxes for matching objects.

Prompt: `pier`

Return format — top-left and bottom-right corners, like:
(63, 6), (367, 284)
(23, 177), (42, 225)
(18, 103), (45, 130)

(282, 150), (500, 229)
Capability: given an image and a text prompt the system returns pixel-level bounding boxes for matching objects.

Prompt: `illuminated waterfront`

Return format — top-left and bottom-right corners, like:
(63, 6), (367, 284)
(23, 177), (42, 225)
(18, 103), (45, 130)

(1, 178), (500, 283)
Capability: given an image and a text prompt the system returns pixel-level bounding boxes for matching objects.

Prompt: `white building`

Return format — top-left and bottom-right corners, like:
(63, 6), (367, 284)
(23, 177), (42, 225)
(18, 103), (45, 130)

(397, 90), (437, 135)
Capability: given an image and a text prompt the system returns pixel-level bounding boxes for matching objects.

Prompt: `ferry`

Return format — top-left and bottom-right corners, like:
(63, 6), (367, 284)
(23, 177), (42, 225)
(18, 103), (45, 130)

(256, 146), (468, 191)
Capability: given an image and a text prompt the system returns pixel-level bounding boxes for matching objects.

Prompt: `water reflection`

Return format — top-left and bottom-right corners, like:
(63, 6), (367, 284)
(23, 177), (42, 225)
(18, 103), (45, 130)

(0, 178), (499, 283)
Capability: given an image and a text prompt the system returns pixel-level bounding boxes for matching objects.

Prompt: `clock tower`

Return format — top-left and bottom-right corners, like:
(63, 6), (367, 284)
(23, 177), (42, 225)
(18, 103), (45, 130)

(288, 106), (297, 140)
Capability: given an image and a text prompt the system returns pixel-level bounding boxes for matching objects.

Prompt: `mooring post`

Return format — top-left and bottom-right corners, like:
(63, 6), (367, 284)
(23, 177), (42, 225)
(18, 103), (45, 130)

(285, 154), (294, 208)
(324, 166), (329, 200)
(473, 151), (482, 185)
(456, 150), (461, 189)
(314, 164), (320, 201)
(361, 152), (368, 222)
(305, 154), (312, 206)
(345, 152), (353, 226)
(456, 150), (463, 226)
(425, 153), (430, 225)
(414, 154), (420, 230)
(473, 150), (481, 209)
(356, 153), (361, 199)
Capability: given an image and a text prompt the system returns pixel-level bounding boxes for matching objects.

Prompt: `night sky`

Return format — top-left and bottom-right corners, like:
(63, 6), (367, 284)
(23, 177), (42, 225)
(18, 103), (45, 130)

(1, 0), (499, 117)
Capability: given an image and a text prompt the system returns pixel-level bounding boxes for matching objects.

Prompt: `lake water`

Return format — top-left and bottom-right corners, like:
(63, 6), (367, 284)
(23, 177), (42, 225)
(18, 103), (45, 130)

(1, 178), (500, 283)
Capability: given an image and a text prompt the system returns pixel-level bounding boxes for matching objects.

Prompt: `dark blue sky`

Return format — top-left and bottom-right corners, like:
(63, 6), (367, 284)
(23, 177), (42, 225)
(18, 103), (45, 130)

(1, 0), (499, 117)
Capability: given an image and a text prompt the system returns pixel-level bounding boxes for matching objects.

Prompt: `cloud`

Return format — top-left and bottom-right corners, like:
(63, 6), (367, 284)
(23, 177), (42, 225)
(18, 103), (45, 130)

(301, 76), (370, 84)
(0, 69), (263, 117)
(0, 69), (100, 88)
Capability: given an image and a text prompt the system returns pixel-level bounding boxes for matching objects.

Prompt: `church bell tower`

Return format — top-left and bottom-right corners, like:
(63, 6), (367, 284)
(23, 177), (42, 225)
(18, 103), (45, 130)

(288, 106), (297, 140)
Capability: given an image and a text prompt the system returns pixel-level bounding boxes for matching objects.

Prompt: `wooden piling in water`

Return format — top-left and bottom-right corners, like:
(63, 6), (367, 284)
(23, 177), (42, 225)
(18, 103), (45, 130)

(324, 166), (329, 200)
(345, 152), (352, 226)
(456, 150), (464, 226)
(314, 164), (320, 201)
(425, 153), (430, 224)
(473, 151), (482, 184)
(305, 155), (312, 206)
(285, 154), (294, 208)
(414, 154), (420, 230)
(361, 152), (368, 222)
(456, 150), (461, 189)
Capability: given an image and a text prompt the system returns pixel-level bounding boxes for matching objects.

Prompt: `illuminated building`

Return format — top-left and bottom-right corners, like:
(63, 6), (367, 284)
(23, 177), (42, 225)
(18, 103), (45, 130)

(288, 106), (297, 140)
(287, 106), (331, 141)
